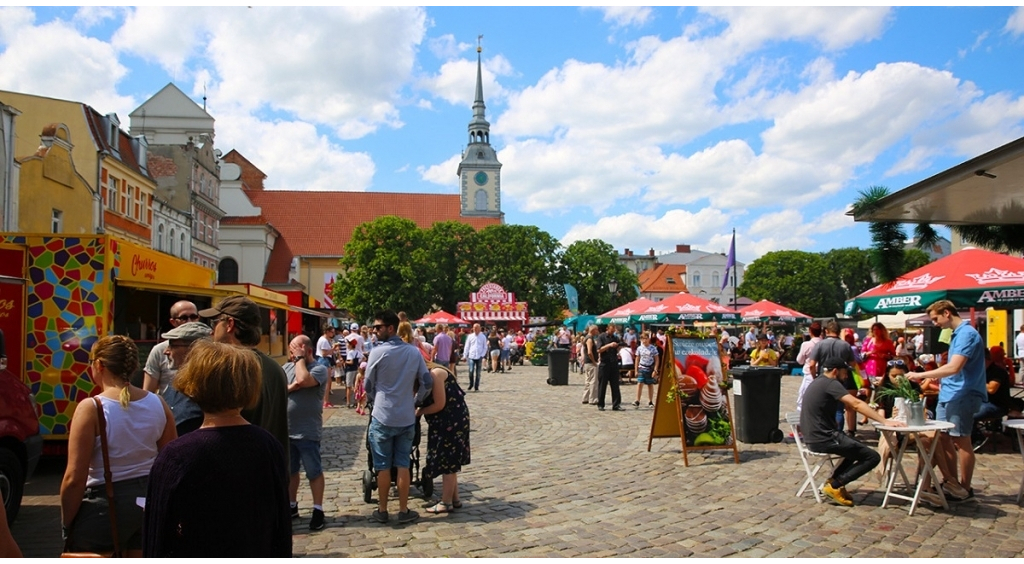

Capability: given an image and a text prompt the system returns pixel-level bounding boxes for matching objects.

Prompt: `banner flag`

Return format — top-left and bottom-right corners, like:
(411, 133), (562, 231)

(564, 283), (579, 315)
(721, 231), (736, 291)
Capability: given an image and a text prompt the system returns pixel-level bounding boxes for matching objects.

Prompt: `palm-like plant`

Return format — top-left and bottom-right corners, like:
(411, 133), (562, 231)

(852, 186), (906, 283)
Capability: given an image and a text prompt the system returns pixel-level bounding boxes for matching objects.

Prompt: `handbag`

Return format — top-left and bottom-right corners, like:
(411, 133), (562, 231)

(61, 397), (121, 558)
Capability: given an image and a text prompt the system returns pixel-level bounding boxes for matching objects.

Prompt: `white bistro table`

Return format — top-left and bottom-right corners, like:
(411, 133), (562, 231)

(873, 420), (955, 515)
(1003, 419), (1024, 505)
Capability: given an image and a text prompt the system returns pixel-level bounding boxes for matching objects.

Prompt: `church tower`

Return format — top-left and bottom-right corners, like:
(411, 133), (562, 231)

(458, 42), (502, 219)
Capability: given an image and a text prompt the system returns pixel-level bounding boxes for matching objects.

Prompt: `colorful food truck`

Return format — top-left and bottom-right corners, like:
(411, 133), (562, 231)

(0, 234), (289, 449)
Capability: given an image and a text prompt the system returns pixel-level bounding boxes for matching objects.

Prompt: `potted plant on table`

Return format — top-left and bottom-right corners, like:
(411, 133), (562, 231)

(874, 375), (926, 426)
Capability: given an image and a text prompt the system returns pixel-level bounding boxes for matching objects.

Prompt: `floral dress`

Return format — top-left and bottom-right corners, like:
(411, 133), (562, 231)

(423, 368), (471, 479)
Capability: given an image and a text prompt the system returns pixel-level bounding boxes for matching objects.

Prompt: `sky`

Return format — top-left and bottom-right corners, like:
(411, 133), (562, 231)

(1, 6), (1023, 265)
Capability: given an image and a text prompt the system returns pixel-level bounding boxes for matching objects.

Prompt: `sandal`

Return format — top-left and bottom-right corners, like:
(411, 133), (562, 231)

(451, 500), (463, 509)
(425, 502), (450, 514)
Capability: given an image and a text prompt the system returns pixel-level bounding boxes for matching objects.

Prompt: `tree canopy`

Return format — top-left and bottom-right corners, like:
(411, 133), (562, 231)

(559, 239), (639, 315)
(738, 250), (837, 317)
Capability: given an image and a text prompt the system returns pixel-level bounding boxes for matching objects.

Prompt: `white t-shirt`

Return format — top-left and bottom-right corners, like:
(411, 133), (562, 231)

(618, 347), (634, 366)
(1016, 331), (1024, 360)
(316, 335), (333, 359)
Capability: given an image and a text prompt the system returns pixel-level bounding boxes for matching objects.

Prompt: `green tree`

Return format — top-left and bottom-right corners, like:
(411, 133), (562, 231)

(902, 248), (931, 274)
(738, 250), (837, 317)
(423, 221), (478, 315)
(469, 224), (564, 319)
(560, 239), (639, 314)
(333, 216), (432, 321)
(823, 247), (875, 306)
(852, 186), (906, 283)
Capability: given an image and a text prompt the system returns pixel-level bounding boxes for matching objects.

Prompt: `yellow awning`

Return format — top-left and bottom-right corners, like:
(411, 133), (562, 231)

(116, 279), (230, 300)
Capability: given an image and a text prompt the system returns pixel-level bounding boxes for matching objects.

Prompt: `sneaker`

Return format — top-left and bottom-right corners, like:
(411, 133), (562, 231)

(838, 486), (854, 505)
(309, 508), (325, 531)
(290, 504), (299, 519)
(612, 406), (624, 411)
(919, 491), (945, 509)
(822, 482), (853, 507)
(397, 509), (419, 524)
(632, 401), (640, 409)
(648, 402), (655, 409)
(941, 481), (969, 501)
(369, 509), (389, 523)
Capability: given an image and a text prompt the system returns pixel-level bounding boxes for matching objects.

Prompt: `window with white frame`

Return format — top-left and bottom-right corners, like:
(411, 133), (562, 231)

(157, 224), (164, 251)
(711, 271), (720, 288)
(51, 209), (63, 233)
(692, 271), (701, 288)
(106, 176), (117, 211)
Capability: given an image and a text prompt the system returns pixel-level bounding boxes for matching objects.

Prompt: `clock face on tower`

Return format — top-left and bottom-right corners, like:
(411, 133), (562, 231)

(473, 171), (489, 186)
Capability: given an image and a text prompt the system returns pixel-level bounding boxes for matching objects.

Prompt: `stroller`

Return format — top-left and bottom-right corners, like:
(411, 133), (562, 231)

(361, 405), (433, 503)
(509, 344), (524, 366)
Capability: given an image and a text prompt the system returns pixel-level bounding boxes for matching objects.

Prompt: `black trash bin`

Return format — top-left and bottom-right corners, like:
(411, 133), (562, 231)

(730, 365), (784, 443)
(547, 348), (570, 385)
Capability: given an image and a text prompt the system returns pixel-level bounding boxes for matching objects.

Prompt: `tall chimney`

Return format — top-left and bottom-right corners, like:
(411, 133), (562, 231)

(648, 248), (655, 257)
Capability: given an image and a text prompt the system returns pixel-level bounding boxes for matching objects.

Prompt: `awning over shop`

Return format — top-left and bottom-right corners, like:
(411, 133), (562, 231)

(457, 282), (528, 323)
(112, 237), (218, 292)
(216, 283), (289, 310)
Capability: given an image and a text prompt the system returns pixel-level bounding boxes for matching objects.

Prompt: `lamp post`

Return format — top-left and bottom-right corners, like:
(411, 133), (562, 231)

(608, 280), (618, 294)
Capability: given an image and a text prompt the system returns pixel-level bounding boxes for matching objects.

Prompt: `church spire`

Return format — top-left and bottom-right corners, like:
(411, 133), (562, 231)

(468, 36), (490, 146)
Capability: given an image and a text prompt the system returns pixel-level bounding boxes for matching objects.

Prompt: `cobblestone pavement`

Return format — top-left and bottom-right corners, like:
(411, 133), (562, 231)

(13, 363), (1024, 557)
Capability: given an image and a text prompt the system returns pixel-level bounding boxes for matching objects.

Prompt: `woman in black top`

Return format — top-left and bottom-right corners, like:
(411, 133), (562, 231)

(487, 330), (501, 373)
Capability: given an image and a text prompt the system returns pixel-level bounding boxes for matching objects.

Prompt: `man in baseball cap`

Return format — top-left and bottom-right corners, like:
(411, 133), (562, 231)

(800, 355), (903, 506)
(201, 295), (289, 461)
(159, 321), (211, 434)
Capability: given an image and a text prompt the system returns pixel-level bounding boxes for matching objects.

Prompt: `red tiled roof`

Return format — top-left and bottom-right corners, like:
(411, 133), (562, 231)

(638, 263), (689, 294)
(82, 105), (151, 181)
(243, 190), (500, 284)
(221, 216), (270, 225)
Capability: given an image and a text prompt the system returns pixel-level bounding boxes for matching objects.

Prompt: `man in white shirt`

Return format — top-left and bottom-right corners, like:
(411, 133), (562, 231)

(316, 326), (337, 408)
(1015, 324), (1024, 372)
(464, 323), (488, 391)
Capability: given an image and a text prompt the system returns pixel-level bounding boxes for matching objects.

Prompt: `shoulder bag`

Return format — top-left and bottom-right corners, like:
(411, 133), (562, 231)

(61, 397), (121, 558)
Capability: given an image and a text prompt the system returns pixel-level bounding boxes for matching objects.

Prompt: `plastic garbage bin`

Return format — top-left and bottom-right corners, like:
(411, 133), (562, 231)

(730, 365), (784, 443)
(547, 348), (570, 385)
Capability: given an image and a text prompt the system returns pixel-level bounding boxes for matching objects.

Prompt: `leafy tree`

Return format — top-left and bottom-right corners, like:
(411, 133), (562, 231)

(468, 224), (564, 319)
(423, 221), (478, 314)
(333, 216), (433, 321)
(852, 186), (906, 283)
(559, 239), (639, 315)
(824, 247), (875, 304)
(738, 250), (837, 317)
(902, 248), (931, 274)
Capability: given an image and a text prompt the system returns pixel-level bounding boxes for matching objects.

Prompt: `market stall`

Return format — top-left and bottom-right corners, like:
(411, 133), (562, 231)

(456, 283), (528, 330)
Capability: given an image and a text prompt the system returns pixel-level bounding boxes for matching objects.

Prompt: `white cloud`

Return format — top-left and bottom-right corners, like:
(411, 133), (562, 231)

(114, 7), (427, 139)
(746, 208), (853, 257)
(560, 207), (731, 251)
(419, 54), (512, 107)
(0, 10), (135, 115)
(73, 7), (120, 29)
(701, 7), (891, 51)
(1006, 7), (1024, 36)
(418, 153), (462, 189)
(591, 7), (653, 28)
(215, 111), (375, 192)
(427, 34), (470, 59)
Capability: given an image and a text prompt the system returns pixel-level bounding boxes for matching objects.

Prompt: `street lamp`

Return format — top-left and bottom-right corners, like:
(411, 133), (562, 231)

(608, 280), (618, 294)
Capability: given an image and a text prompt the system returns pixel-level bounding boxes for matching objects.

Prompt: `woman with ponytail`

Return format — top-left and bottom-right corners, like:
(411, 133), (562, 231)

(60, 335), (177, 557)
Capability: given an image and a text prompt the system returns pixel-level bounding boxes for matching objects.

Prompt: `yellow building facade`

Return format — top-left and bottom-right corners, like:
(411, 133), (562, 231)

(15, 123), (94, 234)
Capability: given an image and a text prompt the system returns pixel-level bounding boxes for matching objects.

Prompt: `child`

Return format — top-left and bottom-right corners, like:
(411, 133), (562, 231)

(354, 361), (367, 415)
(345, 334), (362, 408)
(633, 332), (659, 408)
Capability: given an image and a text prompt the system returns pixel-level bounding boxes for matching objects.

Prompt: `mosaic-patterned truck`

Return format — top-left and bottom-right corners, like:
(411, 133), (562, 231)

(0, 234), (218, 447)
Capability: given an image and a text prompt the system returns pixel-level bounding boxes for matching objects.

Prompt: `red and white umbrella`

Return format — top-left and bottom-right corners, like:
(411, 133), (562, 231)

(594, 297), (658, 324)
(739, 300), (811, 323)
(633, 292), (739, 323)
(413, 311), (469, 326)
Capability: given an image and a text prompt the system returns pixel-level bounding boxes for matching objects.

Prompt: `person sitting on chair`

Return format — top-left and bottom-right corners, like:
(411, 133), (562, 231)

(800, 357), (903, 506)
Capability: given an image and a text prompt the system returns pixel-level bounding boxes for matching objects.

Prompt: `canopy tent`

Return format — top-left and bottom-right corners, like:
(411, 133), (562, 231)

(856, 312), (912, 331)
(413, 311), (469, 327)
(632, 292), (739, 323)
(844, 248), (1024, 315)
(739, 300), (812, 323)
(594, 298), (658, 325)
(563, 314), (597, 333)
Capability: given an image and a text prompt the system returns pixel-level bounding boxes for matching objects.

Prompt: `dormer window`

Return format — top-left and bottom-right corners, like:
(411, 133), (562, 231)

(666, 277), (675, 284)
(105, 113), (121, 158)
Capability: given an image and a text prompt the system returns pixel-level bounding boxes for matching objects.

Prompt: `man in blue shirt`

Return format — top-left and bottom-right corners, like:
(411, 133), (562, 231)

(364, 310), (433, 525)
(917, 300), (987, 500)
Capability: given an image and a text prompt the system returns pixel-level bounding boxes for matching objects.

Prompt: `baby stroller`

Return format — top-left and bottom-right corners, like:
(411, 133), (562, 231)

(361, 405), (433, 503)
(509, 344), (524, 366)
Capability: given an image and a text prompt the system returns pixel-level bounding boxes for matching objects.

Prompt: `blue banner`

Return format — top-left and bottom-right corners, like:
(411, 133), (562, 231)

(564, 283), (579, 315)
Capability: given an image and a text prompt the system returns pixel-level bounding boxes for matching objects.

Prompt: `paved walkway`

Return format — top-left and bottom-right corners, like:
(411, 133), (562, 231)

(12, 363), (1024, 557)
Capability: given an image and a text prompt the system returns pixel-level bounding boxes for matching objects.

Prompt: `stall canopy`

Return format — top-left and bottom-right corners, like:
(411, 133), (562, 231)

(739, 300), (812, 323)
(844, 248), (1024, 315)
(457, 283), (528, 322)
(594, 298), (658, 324)
(414, 311), (469, 326)
(563, 314), (597, 332)
(634, 292), (739, 323)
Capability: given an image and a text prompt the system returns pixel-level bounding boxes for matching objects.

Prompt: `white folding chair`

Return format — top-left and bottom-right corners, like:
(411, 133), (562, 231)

(786, 412), (844, 503)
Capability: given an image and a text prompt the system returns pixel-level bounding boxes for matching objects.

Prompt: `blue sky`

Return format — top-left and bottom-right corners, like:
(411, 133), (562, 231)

(2, 6), (1023, 265)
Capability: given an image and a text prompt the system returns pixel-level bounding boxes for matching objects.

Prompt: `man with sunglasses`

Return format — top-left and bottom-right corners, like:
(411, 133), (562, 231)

(143, 300), (199, 395)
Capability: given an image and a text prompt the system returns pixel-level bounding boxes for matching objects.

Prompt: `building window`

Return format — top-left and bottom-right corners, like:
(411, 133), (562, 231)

(218, 258), (239, 284)
(157, 224), (164, 251)
(692, 271), (701, 288)
(106, 176), (117, 211)
(133, 187), (141, 220)
(169, 228), (176, 255)
(711, 271), (720, 288)
(474, 189), (488, 211)
(51, 209), (63, 233)
(180, 233), (186, 257)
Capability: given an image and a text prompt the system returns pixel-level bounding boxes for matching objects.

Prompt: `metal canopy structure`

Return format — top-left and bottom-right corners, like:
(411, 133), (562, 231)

(853, 135), (1024, 225)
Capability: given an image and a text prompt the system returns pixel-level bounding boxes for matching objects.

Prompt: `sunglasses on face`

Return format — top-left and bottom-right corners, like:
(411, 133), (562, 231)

(174, 314), (200, 322)
(887, 360), (907, 368)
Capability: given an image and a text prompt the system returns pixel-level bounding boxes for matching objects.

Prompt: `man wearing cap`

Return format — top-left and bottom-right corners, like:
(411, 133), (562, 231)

(806, 320), (859, 436)
(200, 295), (289, 457)
(144, 300), (199, 395)
(284, 335), (330, 530)
(801, 357), (903, 506)
(158, 321), (211, 435)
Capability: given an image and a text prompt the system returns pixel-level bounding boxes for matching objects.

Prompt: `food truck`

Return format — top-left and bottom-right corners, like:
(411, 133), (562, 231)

(0, 234), (288, 449)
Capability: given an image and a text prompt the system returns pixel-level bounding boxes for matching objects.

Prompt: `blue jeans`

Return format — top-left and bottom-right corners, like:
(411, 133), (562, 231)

(467, 358), (483, 390)
(367, 418), (415, 471)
